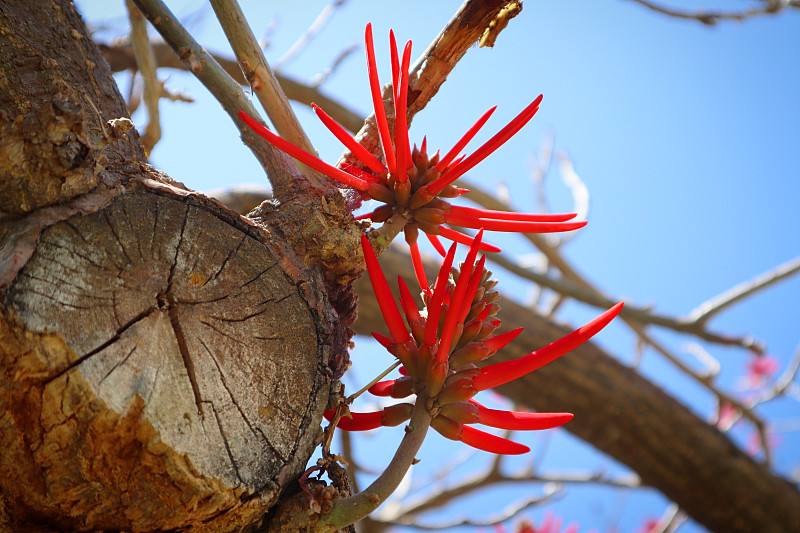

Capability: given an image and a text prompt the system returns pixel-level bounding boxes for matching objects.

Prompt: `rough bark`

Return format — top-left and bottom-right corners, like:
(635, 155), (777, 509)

(352, 246), (800, 533)
(0, 2), (345, 531)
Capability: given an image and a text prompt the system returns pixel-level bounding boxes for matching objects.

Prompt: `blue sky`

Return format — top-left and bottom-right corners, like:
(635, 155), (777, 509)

(79, 1), (799, 531)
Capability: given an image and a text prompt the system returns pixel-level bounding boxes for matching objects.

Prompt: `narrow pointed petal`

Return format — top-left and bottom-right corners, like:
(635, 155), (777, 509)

(371, 332), (393, 349)
(393, 40), (413, 182)
(368, 379), (395, 396)
(425, 233), (447, 257)
(436, 106), (497, 171)
(460, 425), (530, 454)
(476, 405), (573, 430)
(312, 104), (385, 174)
(365, 24), (396, 174)
(424, 243), (458, 346)
(325, 409), (383, 431)
(473, 302), (624, 391)
(239, 111), (370, 191)
(361, 235), (411, 343)
(397, 276), (422, 323)
(429, 95), (543, 194)
(444, 212), (588, 233)
(448, 205), (577, 222)
(483, 327), (524, 352)
(436, 229), (483, 363)
(389, 30), (400, 92)
(408, 241), (430, 293)
(457, 254), (487, 323)
(438, 226), (501, 253)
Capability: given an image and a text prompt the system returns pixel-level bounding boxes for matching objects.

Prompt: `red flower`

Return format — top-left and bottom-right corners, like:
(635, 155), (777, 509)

(326, 233), (623, 455)
(745, 353), (779, 387)
(239, 24), (584, 266)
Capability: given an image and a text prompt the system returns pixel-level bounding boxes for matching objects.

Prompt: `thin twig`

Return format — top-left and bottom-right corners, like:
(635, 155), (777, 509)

(625, 0), (798, 26)
(384, 460), (639, 521)
(753, 343), (800, 406)
(209, 0), (321, 185)
(125, 0), (161, 154)
(689, 255), (800, 325)
(99, 40), (365, 132)
(275, 0), (347, 70)
(626, 321), (773, 467)
(311, 43), (359, 87)
(463, 179), (767, 352)
(378, 487), (562, 530)
(131, 0), (311, 199)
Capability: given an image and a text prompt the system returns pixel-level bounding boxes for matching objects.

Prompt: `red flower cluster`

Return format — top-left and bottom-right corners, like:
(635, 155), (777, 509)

(325, 233), (622, 454)
(239, 24), (584, 271)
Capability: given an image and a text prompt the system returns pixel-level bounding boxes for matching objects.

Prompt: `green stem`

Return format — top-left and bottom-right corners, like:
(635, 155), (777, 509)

(318, 401), (431, 531)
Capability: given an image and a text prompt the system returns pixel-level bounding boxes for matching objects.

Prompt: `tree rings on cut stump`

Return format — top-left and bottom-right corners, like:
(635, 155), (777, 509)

(0, 188), (332, 531)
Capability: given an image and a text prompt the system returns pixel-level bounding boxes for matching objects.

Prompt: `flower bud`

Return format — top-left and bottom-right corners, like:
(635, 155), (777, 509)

(381, 403), (414, 427)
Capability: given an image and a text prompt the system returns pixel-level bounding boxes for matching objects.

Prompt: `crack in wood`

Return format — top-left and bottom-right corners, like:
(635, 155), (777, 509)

(43, 306), (156, 384)
(209, 233), (247, 284)
(198, 337), (287, 463)
(99, 343), (138, 385)
(204, 400), (245, 485)
(167, 292), (204, 416)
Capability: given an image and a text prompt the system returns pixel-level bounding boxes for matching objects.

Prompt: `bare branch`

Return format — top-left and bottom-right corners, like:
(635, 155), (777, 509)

(98, 41), (365, 132)
(275, 0), (347, 70)
(209, 0), (322, 185)
(625, 0), (799, 26)
(311, 43), (359, 87)
(125, 0), (161, 154)
(131, 0), (315, 199)
(378, 486), (561, 530)
(689, 255), (800, 325)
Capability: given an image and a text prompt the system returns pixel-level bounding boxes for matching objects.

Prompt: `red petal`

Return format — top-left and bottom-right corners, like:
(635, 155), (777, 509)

(473, 303), (623, 391)
(397, 276), (422, 323)
(444, 212), (588, 233)
(436, 106), (497, 171)
(408, 241), (430, 294)
(239, 111), (370, 191)
(371, 331), (393, 348)
(365, 24), (396, 175)
(457, 254), (487, 324)
(438, 226), (502, 253)
(430, 95), (544, 194)
(436, 229), (483, 363)
(423, 242), (458, 346)
(483, 327), (524, 352)
(426, 233), (447, 257)
(362, 235), (411, 343)
(330, 409), (383, 431)
(476, 405), (573, 430)
(393, 39), (413, 182)
(448, 205), (577, 222)
(368, 380), (395, 396)
(312, 104), (385, 174)
(460, 425), (530, 454)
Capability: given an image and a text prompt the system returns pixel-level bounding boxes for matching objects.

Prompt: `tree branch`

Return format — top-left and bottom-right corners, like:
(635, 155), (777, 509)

(625, 0), (799, 25)
(209, 0), (321, 184)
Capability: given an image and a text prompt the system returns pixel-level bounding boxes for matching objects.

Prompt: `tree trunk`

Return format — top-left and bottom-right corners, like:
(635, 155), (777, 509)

(0, 2), (346, 531)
